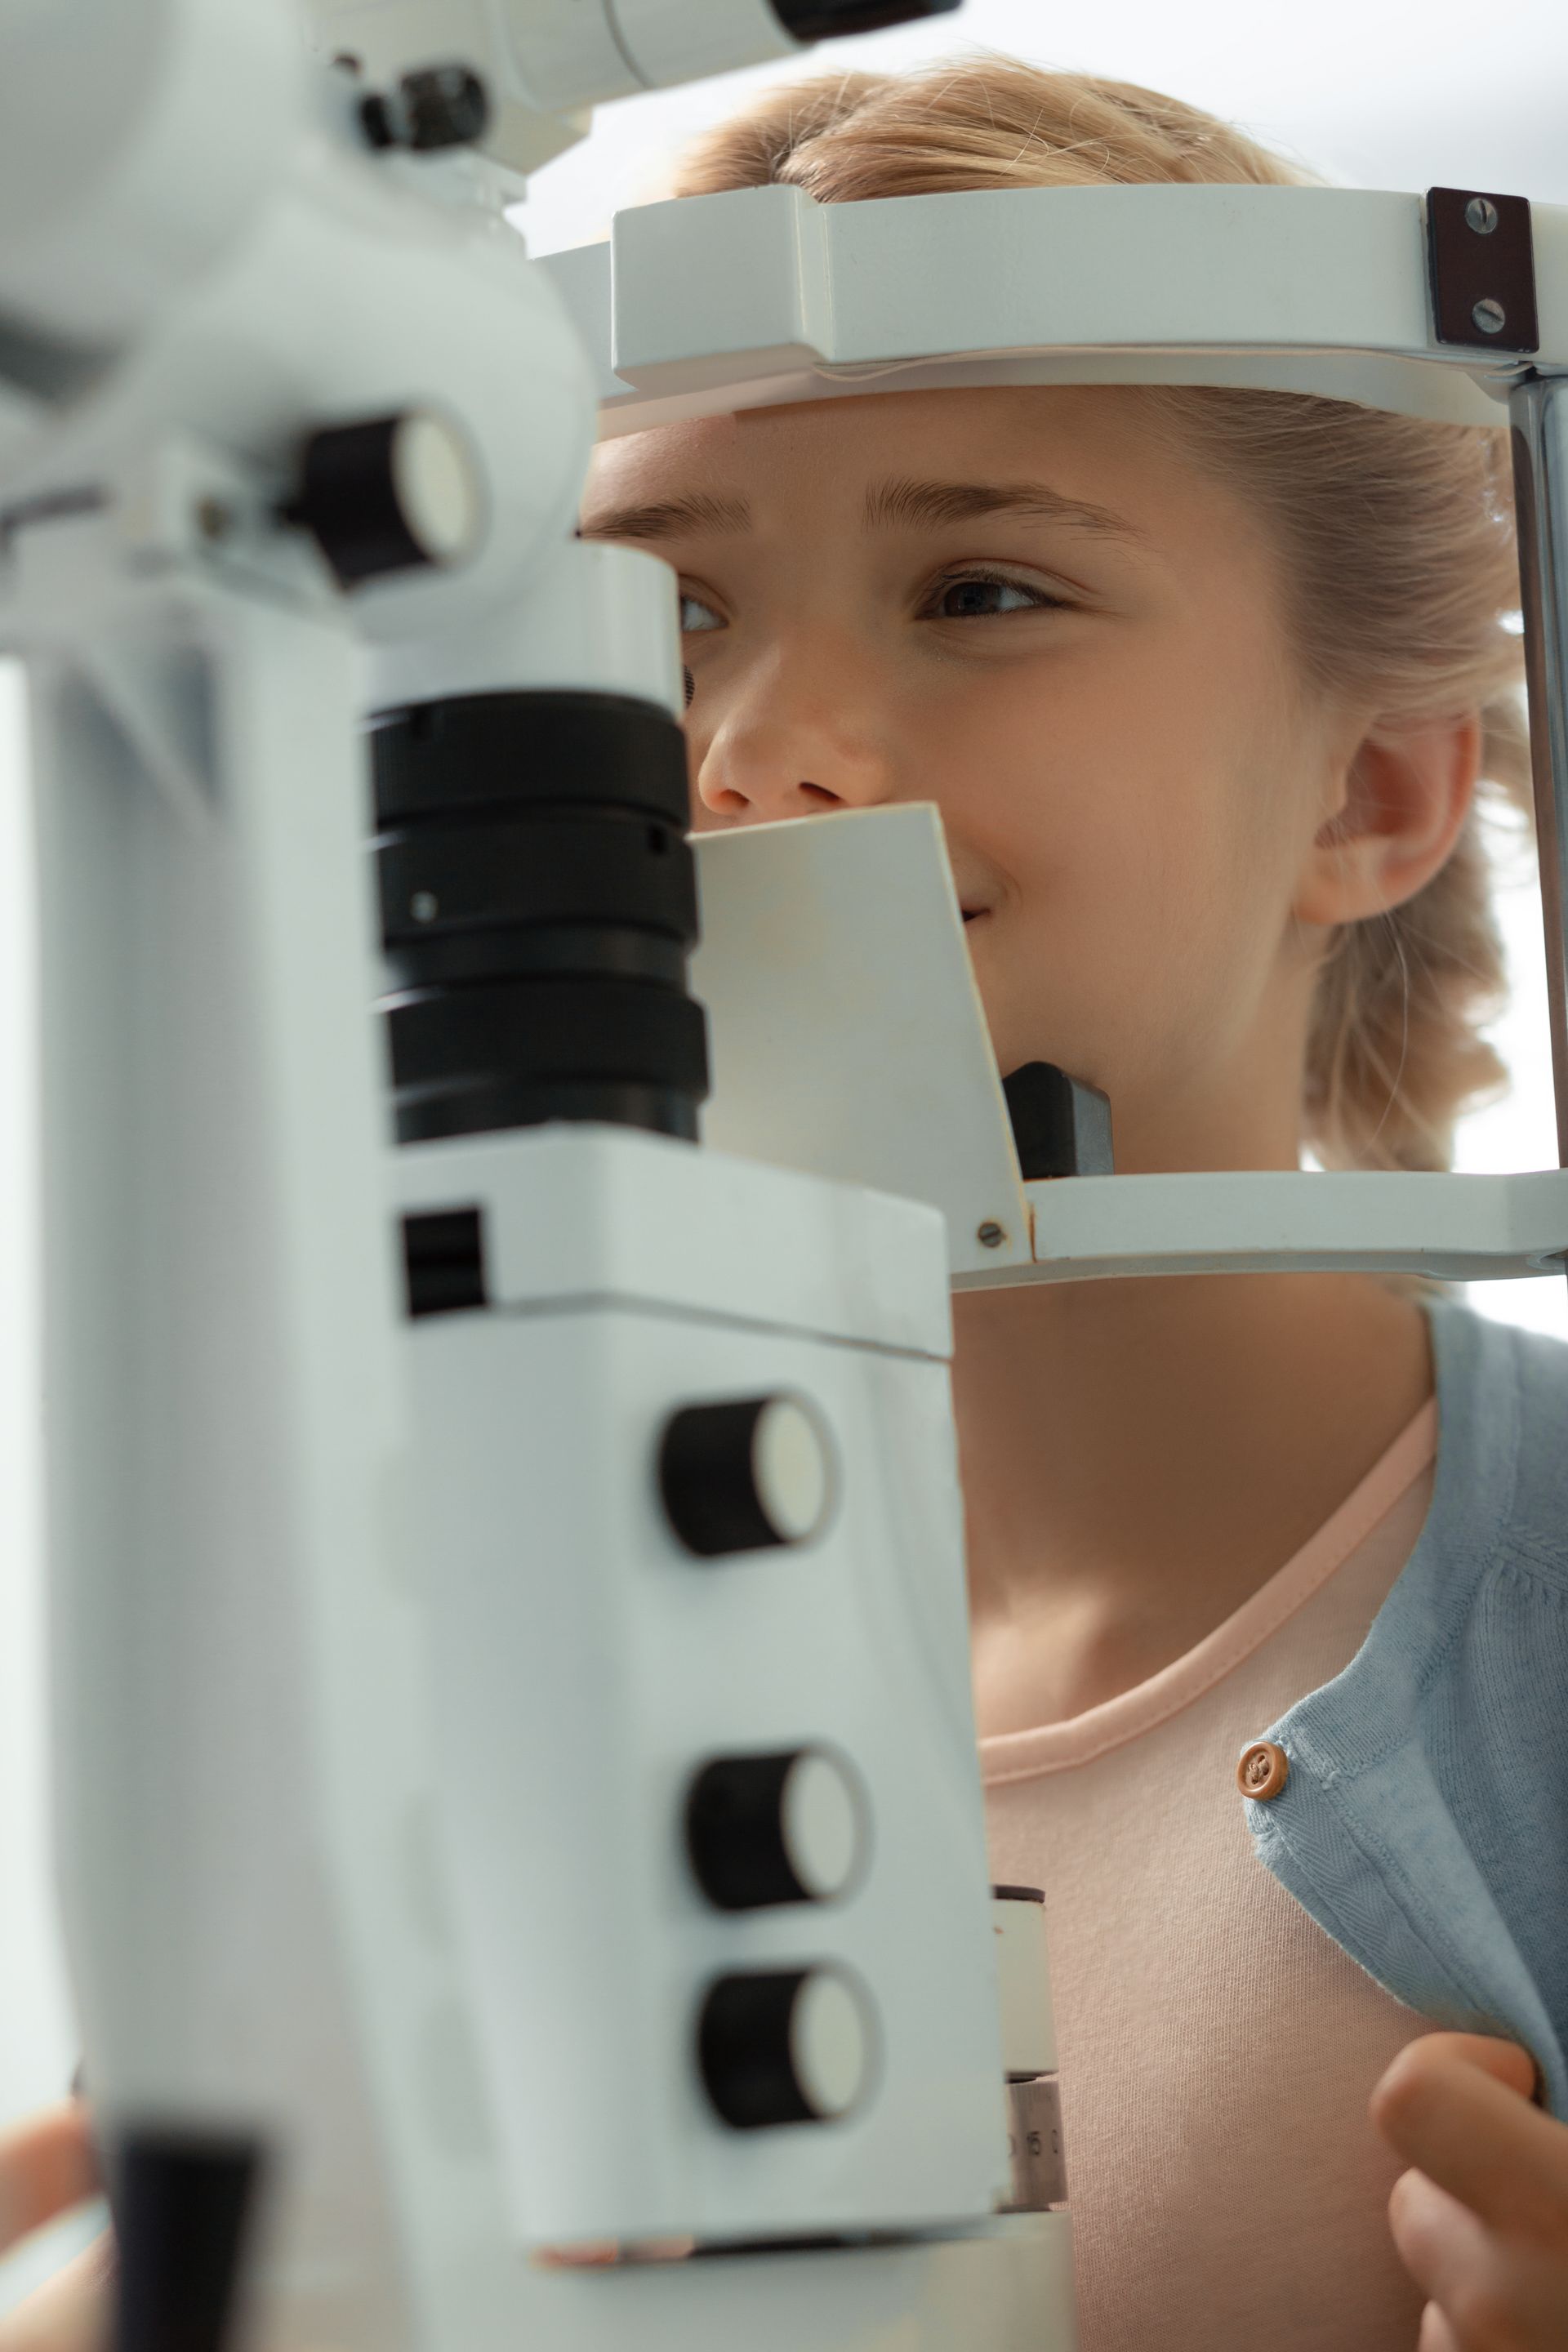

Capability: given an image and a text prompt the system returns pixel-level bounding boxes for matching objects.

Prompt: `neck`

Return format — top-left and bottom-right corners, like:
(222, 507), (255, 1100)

(956, 1267), (1433, 1731)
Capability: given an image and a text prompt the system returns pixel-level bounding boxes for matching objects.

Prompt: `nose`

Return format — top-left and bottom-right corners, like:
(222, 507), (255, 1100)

(692, 644), (898, 822)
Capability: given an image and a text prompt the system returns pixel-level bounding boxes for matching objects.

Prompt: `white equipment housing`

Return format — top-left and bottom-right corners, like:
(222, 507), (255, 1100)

(2, 5), (1566, 2351)
(397, 1124), (1006, 2248)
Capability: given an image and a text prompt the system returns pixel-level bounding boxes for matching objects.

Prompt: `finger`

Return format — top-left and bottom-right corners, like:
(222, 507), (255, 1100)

(1389, 2168), (1494, 2308)
(1416, 2301), (1462, 2352)
(1392, 2172), (1568, 2350)
(1376, 2032), (1539, 2112)
(0, 2108), (99, 2255)
(1372, 2035), (1566, 2238)
(0, 2230), (113, 2352)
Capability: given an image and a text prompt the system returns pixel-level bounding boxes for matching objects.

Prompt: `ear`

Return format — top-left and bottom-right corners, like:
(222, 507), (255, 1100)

(1292, 710), (1482, 930)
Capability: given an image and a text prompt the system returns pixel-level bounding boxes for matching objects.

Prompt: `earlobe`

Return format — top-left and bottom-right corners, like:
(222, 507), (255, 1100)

(1292, 710), (1482, 930)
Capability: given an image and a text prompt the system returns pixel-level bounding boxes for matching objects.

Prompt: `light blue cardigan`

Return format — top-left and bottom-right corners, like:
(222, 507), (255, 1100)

(1245, 1294), (1568, 2116)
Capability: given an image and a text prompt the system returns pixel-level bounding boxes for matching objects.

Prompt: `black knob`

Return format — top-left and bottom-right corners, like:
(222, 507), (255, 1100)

(687, 1748), (867, 1911)
(283, 409), (486, 590)
(771, 0), (960, 38)
(659, 1395), (835, 1558)
(697, 1968), (875, 2130)
(360, 65), (491, 154)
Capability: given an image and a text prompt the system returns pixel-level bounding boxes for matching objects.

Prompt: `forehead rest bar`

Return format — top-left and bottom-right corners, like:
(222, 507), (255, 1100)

(539, 180), (1563, 435)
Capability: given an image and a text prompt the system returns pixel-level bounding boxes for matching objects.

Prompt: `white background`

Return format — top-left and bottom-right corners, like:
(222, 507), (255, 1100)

(4, 0), (1568, 2306)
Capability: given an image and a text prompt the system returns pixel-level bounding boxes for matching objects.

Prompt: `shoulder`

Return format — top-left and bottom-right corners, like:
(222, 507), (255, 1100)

(1252, 1302), (1568, 2105)
(1272, 1297), (1568, 1769)
(1423, 1297), (1568, 1592)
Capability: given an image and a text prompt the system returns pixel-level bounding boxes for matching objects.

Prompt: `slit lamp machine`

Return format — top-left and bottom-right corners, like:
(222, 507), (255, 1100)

(1, 1), (1566, 2345)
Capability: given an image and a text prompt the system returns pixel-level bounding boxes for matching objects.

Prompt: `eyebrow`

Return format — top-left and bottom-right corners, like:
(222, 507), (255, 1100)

(578, 476), (1146, 548)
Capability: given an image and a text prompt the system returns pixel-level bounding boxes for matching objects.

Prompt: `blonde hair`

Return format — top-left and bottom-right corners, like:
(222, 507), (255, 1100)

(666, 59), (1533, 1173)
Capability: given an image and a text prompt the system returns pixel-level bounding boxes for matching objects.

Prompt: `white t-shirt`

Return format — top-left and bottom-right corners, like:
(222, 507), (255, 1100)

(981, 1396), (1437, 2352)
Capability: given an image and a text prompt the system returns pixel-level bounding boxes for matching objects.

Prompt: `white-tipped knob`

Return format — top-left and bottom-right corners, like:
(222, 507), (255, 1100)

(751, 1397), (831, 1544)
(391, 409), (486, 566)
(790, 1970), (872, 2120)
(781, 1753), (862, 1901)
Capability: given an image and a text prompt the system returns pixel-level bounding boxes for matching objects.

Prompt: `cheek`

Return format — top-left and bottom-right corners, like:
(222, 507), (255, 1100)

(951, 678), (1300, 1076)
(938, 653), (1256, 929)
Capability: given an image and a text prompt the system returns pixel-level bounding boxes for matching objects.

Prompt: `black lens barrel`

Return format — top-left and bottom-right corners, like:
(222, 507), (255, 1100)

(372, 690), (709, 1147)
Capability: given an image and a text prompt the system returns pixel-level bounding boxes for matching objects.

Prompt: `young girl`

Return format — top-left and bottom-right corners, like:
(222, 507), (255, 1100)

(6, 53), (1568, 2352)
(573, 56), (1568, 2351)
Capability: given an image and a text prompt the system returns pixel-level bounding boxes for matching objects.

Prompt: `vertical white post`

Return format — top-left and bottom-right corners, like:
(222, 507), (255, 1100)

(26, 581), (512, 2352)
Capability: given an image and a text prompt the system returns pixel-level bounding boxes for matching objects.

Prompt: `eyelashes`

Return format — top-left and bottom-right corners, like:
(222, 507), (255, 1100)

(679, 571), (1067, 641)
(679, 571), (1071, 717)
(925, 570), (1070, 620)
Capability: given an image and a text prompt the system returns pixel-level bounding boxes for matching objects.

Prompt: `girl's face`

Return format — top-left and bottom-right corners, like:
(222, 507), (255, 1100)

(581, 385), (1359, 1174)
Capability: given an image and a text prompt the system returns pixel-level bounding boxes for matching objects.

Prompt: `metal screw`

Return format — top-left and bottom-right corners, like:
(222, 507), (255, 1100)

(977, 1220), (1008, 1250)
(195, 497), (234, 542)
(410, 891), (439, 922)
(1465, 197), (1499, 235)
(1472, 297), (1507, 336)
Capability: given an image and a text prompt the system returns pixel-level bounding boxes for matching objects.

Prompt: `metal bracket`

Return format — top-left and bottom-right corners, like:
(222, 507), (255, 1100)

(1426, 185), (1539, 354)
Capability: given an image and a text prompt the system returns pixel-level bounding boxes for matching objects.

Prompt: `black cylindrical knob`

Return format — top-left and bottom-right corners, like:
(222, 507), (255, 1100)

(659, 1395), (835, 1558)
(686, 1748), (867, 1911)
(697, 1968), (875, 2130)
(287, 409), (486, 589)
(771, 0), (960, 37)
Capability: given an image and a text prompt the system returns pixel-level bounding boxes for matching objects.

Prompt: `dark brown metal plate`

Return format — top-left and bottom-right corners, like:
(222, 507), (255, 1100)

(1426, 186), (1539, 354)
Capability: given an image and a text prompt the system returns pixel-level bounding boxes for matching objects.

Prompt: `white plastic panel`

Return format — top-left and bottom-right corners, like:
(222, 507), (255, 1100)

(539, 182), (1568, 433)
(992, 1898), (1056, 2080)
(608, 0), (795, 87)
(494, 0), (642, 109)
(691, 806), (1031, 1279)
(611, 178), (833, 396)
(410, 1295), (1008, 2247)
(1001, 1167), (1568, 1287)
(364, 537), (683, 719)
(28, 598), (425, 2352)
(0, 0), (302, 344)
(394, 1122), (954, 1360)
(528, 2212), (1077, 2350)
(310, 0), (640, 117)
(1, 96), (597, 647)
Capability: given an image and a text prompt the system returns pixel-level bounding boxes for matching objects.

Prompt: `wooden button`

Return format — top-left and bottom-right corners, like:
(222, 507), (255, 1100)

(1237, 1741), (1290, 1801)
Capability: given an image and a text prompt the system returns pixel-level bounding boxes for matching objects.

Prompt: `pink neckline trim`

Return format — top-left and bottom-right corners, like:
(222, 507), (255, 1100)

(978, 1395), (1437, 1783)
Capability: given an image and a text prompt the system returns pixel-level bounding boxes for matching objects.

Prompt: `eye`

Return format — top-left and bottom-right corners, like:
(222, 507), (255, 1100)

(927, 571), (1069, 621)
(679, 591), (723, 634)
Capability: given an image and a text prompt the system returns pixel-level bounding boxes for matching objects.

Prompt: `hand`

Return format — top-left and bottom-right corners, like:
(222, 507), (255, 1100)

(1372, 2031), (1568, 2350)
(0, 2101), (110, 2352)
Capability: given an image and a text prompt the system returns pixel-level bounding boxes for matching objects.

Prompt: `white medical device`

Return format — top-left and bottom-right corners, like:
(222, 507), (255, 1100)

(1, 1), (1564, 2346)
